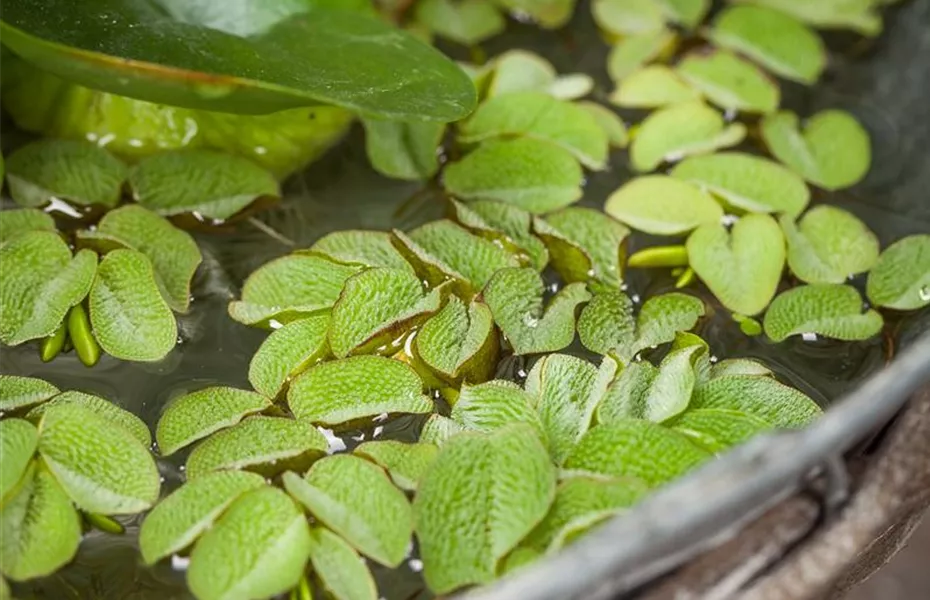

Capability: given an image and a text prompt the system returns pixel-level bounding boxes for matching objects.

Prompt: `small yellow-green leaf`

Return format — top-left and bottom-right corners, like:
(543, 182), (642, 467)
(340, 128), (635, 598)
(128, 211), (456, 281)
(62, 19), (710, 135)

(731, 0), (881, 36)
(450, 199), (549, 271)
(676, 50), (780, 114)
(576, 102), (629, 148)
(534, 207), (630, 288)
(248, 315), (331, 398)
(361, 118), (445, 181)
(494, 0), (576, 28)
(486, 50), (556, 97)
(546, 73), (595, 101)
(667, 408), (772, 453)
(690, 375), (822, 427)
(781, 206), (879, 284)
(663, 0), (710, 28)
(709, 358), (773, 379)
(308, 526), (378, 600)
(451, 381), (546, 440)
(760, 110), (871, 190)
(283, 454), (413, 567)
(89, 248), (177, 361)
(413, 424), (556, 594)
(130, 150), (279, 220)
(607, 28), (677, 82)
(605, 175), (723, 235)
(0, 419), (37, 500)
(592, 0), (664, 35)
(4, 140), (127, 208)
(25, 391), (151, 447)
(354, 441), (439, 492)
(415, 0), (505, 45)
(764, 284), (883, 342)
(866, 235), (930, 310)
(609, 65), (701, 109)
(308, 230), (413, 272)
(139, 471), (266, 565)
(0, 208), (55, 246)
(0, 375), (59, 413)
(414, 296), (498, 384)
(595, 360), (656, 423)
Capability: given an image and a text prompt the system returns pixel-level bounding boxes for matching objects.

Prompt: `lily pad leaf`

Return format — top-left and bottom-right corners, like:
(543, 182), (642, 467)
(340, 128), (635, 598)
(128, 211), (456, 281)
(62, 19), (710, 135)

(609, 65), (701, 109)
(354, 441), (439, 493)
(443, 138), (584, 214)
(729, 0), (881, 36)
(564, 420), (710, 487)
(687, 214), (785, 316)
(450, 381), (546, 441)
(89, 248), (178, 361)
(288, 356), (432, 428)
(866, 235), (930, 310)
(0, 463), (81, 581)
(0, 0), (476, 121)
(576, 102), (629, 148)
(156, 387), (272, 456)
(676, 50), (780, 114)
(38, 403), (160, 514)
(0, 208), (56, 246)
(671, 152), (809, 217)
(592, 0), (664, 36)
(0, 231), (97, 345)
(781, 206), (879, 284)
(308, 230), (414, 272)
(708, 5), (826, 84)
(760, 110), (871, 190)
(78, 205), (202, 312)
(185, 416), (328, 480)
(4, 139), (127, 208)
(308, 526), (378, 600)
(419, 414), (468, 447)
(451, 199), (548, 271)
(630, 101), (747, 172)
(248, 314), (331, 398)
(0, 419), (38, 500)
(139, 470), (266, 565)
(413, 296), (498, 384)
(0, 375), (59, 413)
(415, 0), (505, 46)
(605, 175), (723, 235)
(413, 424), (556, 594)
(607, 28), (677, 82)
(534, 207), (630, 289)
(187, 487), (311, 600)
(25, 391), (151, 447)
(667, 408), (772, 453)
(361, 118), (445, 181)
(459, 92), (609, 170)
(283, 454), (413, 567)
(690, 375), (822, 427)
(483, 267), (591, 355)
(763, 284), (883, 342)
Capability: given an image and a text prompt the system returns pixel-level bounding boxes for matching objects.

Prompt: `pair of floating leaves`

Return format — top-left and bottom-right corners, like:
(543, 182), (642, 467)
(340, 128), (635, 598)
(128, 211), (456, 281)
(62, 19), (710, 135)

(413, 295), (498, 384)
(610, 65), (700, 108)
(780, 206), (878, 284)
(764, 284), (883, 342)
(248, 314), (331, 398)
(605, 175), (723, 235)
(485, 50), (593, 100)
(866, 235), (930, 310)
(451, 199), (549, 271)
(534, 208), (630, 289)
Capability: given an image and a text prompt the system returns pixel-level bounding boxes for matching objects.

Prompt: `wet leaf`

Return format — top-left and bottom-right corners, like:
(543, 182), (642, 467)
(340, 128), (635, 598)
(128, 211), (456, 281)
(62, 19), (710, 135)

(248, 315), (331, 398)
(671, 152), (809, 217)
(450, 381), (546, 440)
(730, 0), (881, 36)
(283, 454), (413, 567)
(604, 175), (723, 235)
(691, 375), (821, 427)
(0, 231), (97, 345)
(139, 471), (266, 565)
(0, 208), (55, 246)
(185, 416), (328, 480)
(443, 138), (584, 213)
(760, 110), (871, 190)
(38, 404), (160, 514)
(667, 408), (772, 453)
(687, 214), (785, 316)
(26, 391), (151, 447)
(414, 296), (498, 384)
(764, 284), (883, 342)
(156, 387), (272, 456)
(451, 199), (549, 271)
(419, 414), (468, 447)
(708, 5), (826, 84)
(89, 248), (178, 361)
(413, 424), (556, 594)
(663, 0), (710, 28)
(781, 206), (879, 284)
(308, 526), (378, 600)
(576, 102), (629, 148)
(361, 118), (445, 181)
(354, 441), (439, 492)
(415, 0), (505, 45)
(609, 65), (701, 109)
(0, 375), (59, 413)
(0, 419), (37, 500)
(4, 140), (127, 208)
(607, 28), (676, 82)
(866, 235), (930, 310)
(534, 208), (630, 288)
(629, 101), (746, 172)
(592, 0), (664, 36)
(483, 267), (591, 355)
(288, 356), (432, 428)
(187, 487), (311, 600)
(676, 50), (780, 114)
(309, 230), (413, 272)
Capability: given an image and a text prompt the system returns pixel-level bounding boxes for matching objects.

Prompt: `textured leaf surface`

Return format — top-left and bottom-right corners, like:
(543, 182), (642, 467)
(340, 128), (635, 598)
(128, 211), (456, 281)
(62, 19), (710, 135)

(248, 315), (331, 398)
(610, 65), (701, 109)
(414, 296), (497, 383)
(607, 28), (676, 81)
(0, 375), (59, 413)
(308, 526), (378, 600)
(866, 235), (930, 310)
(354, 441), (439, 492)
(534, 207), (629, 288)
(361, 118), (445, 180)
(676, 50), (780, 114)
(26, 390), (151, 447)
(0, 208), (55, 245)
(690, 375), (822, 427)
(450, 199), (549, 271)
(419, 414), (468, 447)
(781, 206), (879, 284)
(0, 419), (37, 500)
(309, 230), (413, 272)
(668, 408), (772, 453)
(764, 284), (883, 342)
(604, 176), (723, 235)
(156, 387), (271, 456)
(451, 381), (546, 440)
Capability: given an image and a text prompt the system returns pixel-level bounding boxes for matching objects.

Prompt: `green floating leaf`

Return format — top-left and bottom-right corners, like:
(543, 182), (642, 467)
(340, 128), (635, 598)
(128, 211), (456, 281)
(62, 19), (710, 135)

(676, 50), (780, 114)
(866, 235), (930, 310)
(354, 441), (439, 492)
(329, 267), (442, 358)
(534, 208), (630, 289)
(609, 65), (701, 109)
(26, 390), (151, 447)
(483, 267), (591, 355)
(188, 487), (311, 600)
(564, 420), (710, 486)
(0, 375), (59, 413)
(604, 175), (723, 235)
(0, 208), (55, 246)
(308, 526), (378, 600)
(0, 463), (81, 581)
(592, 0), (664, 35)
(607, 28), (676, 82)
(309, 230), (413, 272)
(288, 356), (432, 428)
(486, 50), (557, 97)
(730, 0), (881, 36)
(781, 206), (879, 284)
(709, 5), (826, 84)
(691, 375), (822, 427)
(38, 404), (160, 514)
(156, 387), (271, 456)
(709, 358), (773, 379)
(139, 471), (266, 565)
(687, 214), (785, 316)
(415, 0), (505, 45)
(764, 284), (883, 342)
(78, 205), (202, 313)
(671, 152), (809, 217)
(4, 139), (127, 208)
(283, 454), (413, 567)
(451, 381), (546, 440)
(89, 248), (178, 361)
(0, 419), (38, 500)
(414, 424), (556, 594)
(228, 254), (361, 326)
(663, 0), (710, 28)
(630, 101), (746, 172)
(667, 408), (772, 453)
(576, 101), (629, 148)
(546, 73), (595, 101)
(450, 199), (549, 271)
(761, 110), (871, 190)
(248, 315), (331, 399)
(0, 231), (97, 345)
(361, 118), (445, 181)
(494, 0), (576, 28)
(459, 92), (609, 170)
(414, 296), (498, 384)
(185, 416), (328, 480)
(443, 138), (584, 214)
(419, 414), (467, 447)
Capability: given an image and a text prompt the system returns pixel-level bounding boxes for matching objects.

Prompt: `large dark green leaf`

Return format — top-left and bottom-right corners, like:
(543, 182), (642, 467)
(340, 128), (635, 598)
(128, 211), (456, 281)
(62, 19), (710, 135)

(0, 0), (476, 121)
